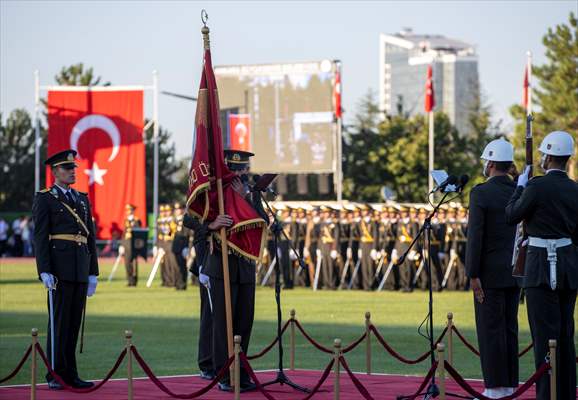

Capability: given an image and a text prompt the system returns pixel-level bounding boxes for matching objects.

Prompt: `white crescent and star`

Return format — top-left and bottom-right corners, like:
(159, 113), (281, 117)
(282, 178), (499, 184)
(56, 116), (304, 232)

(70, 114), (121, 186)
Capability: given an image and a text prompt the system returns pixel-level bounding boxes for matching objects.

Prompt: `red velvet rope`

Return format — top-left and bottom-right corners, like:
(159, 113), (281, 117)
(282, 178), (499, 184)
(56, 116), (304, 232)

(397, 360), (439, 400)
(36, 343), (126, 393)
(247, 319), (291, 360)
(338, 356), (375, 400)
(131, 346), (233, 399)
(517, 342), (534, 358)
(444, 360), (550, 400)
(369, 325), (448, 364)
(0, 345), (31, 384)
(450, 326), (481, 356)
(240, 352), (334, 400)
(293, 320), (367, 354)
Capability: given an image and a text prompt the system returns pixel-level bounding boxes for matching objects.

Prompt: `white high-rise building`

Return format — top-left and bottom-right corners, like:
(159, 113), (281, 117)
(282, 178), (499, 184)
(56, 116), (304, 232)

(379, 28), (479, 135)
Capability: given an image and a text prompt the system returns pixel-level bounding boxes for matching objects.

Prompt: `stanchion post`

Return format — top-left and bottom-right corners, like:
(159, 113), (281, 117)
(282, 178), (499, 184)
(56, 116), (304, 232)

(31, 328), (38, 400)
(446, 312), (453, 365)
(365, 311), (371, 375)
(333, 338), (341, 400)
(436, 343), (446, 400)
(125, 330), (133, 400)
(548, 339), (557, 400)
(290, 309), (296, 371)
(234, 335), (241, 400)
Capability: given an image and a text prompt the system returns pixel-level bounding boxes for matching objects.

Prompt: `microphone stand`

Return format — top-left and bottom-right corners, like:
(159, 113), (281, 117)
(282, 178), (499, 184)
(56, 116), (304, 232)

(395, 190), (460, 400)
(257, 190), (310, 393)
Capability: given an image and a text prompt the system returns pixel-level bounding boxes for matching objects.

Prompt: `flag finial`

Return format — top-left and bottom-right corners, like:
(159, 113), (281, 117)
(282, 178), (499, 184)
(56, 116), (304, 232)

(201, 10), (210, 50)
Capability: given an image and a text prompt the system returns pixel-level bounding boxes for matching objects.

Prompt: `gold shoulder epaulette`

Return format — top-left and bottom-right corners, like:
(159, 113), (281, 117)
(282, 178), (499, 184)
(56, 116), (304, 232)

(39, 188), (50, 193)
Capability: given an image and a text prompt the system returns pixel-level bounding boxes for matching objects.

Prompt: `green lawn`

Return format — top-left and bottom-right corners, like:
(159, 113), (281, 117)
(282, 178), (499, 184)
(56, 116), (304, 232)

(0, 258), (544, 385)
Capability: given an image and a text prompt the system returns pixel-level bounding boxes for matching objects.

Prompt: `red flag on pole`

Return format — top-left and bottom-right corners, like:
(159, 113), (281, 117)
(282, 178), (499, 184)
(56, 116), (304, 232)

(47, 90), (146, 239)
(333, 69), (342, 119)
(425, 65), (435, 113)
(522, 65), (530, 111)
(186, 40), (266, 261)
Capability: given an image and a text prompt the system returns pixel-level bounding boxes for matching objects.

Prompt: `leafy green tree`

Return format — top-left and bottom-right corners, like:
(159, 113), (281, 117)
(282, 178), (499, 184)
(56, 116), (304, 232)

(0, 110), (46, 211)
(54, 63), (110, 86)
(510, 13), (578, 177)
(143, 120), (188, 213)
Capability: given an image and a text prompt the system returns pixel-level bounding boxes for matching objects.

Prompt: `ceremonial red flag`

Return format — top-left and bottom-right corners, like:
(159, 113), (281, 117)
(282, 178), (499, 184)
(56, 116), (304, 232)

(187, 47), (266, 261)
(333, 69), (342, 119)
(522, 66), (529, 111)
(425, 65), (435, 113)
(47, 90), (146, 239)
(228, 114), (251, 151)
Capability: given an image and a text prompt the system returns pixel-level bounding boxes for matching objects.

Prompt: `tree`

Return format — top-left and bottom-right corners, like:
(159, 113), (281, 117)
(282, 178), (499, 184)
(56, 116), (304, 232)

(143, 120), (188, 213)
(510, 13), (578, 177)
(0, 110), (46, 211)
(54, 63), (110, 86)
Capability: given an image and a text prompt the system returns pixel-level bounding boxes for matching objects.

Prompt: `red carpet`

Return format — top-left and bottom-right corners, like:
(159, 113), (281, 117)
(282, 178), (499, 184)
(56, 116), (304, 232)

(0, 369), (539, 399)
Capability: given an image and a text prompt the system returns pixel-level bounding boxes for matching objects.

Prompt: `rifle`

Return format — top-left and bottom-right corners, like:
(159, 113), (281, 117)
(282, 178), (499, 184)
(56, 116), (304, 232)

(512, 113), (533, 277)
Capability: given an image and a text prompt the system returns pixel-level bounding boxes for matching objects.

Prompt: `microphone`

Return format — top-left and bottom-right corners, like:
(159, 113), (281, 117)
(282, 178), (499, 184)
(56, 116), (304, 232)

(431, 175), (458, 193)
(457, 174), (470, 192)
(251, 174), (277, 196)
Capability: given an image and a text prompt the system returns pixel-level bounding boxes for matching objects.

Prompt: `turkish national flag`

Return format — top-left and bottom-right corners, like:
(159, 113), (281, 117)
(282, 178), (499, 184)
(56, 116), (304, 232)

(228, 114), (251, 151)
(186, 47), (266, 261)
(522, 66), (529, 111)
(425, 65), (435, 113)
(333, 70), (342, 119)
(47, 90), (145, 239)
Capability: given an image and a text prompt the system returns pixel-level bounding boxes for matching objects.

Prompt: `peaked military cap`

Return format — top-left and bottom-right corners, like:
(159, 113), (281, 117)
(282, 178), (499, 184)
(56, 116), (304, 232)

(45, 149), (78, 168)
(224, 149), (254, 171)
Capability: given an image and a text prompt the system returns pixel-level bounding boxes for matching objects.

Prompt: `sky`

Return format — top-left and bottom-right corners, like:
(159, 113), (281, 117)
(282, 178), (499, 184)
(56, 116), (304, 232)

(1, 0), (576, 158)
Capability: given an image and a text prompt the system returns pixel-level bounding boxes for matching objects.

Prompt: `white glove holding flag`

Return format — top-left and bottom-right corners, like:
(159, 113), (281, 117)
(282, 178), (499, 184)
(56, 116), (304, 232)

(40, 272), (56, 290)
(370, 249), (378, 261)
(87, 275), (98, 297)
(330, 250), (338, 260)
(517, 166), (531, 188)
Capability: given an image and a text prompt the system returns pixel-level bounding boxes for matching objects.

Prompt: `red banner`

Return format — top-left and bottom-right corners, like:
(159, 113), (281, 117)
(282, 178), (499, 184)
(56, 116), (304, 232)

(425, 65), (435, 113)
(47, 90), (145, 239)
(228, 114), (251, 151)
(187, 48), (266, 261)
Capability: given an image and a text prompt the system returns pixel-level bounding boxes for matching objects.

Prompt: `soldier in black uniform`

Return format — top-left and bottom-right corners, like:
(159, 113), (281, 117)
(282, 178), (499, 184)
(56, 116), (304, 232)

(200, 149), (268, 392)
(172, 203), (188, 290)
(279, 206), (293, 289)
(505, 131), (578, 400)
(397, 206), (417, 292)
(455, 207), (469, 290)
(430, 208), (447, 292)
(359, 205), (376, 291)
(466, 139), (520, 398)
(319, 206), (338, 289)
(122, 204), (141, 286)
(33, 149), (98, 390)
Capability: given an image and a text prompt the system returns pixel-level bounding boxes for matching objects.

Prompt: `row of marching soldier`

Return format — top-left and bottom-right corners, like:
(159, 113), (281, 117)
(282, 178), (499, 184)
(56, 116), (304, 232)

(258, 202), (469, 292)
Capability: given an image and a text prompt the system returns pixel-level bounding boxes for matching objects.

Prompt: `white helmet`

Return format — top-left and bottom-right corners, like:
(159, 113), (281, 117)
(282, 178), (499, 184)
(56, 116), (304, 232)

(538, 131), (575, 156)
(480, 138), (514, 162)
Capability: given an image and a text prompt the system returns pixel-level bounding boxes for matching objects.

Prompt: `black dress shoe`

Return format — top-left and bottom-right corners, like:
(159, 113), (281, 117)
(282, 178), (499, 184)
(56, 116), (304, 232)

(199, 370), (215, 380)
(47, 380), (63, 390)
(70, 378), (94, 388)
(218, 381), (233, 392)
(240, 380), (257, 392)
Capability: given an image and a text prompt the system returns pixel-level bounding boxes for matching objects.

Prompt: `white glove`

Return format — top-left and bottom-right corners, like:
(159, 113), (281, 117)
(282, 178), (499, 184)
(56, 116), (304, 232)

(408, 250), (417, 261)
(289, 251), (298, 261)
(517, 165), (531, 188)
(40, 272), (56, 290)
(330, 250), (338, 260)
(152, 245), (158, 257)
(303, 248), (310, 259)
(316, 249), (322, 258)
(198, 266), (210, 287)
(391, 249), (398, 261)
(437, 252), (446, 260)
(182, 247), (189, 258)
(370, 249), (378, 261)
(346, 247), (352, 259)
(87, 275), (98, 297)
(118, 245), (125, 256)
(357, 249), (362, 259)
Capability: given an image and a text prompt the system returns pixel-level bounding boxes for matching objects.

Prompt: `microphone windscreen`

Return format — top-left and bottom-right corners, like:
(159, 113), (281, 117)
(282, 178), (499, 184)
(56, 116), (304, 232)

(446, 175), (458, 185)
(459, 174), (470, 186)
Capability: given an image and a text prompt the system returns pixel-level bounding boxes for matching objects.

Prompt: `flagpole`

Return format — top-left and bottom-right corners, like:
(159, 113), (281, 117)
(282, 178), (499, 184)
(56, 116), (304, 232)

(428, 110), (434, 193)
(202, 24), (235, 382)
(34, 70), (41, 193)
(336, 60), (343, 203)
(153, 70), (159, 244)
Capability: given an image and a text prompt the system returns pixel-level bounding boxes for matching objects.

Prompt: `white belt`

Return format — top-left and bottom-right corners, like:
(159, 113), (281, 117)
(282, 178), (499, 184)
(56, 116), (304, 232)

(528, 237), (572, 290)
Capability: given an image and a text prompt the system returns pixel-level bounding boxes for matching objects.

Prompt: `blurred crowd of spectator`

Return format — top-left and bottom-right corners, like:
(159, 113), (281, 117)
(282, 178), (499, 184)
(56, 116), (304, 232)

(0, 216), (35, 257)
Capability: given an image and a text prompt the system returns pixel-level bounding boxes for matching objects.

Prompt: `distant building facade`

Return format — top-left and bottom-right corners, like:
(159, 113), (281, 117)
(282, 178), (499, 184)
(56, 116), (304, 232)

(379, 28), (479, 136)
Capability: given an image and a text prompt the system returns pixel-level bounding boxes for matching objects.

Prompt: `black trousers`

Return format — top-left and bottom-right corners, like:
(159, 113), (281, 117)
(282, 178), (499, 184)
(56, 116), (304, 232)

(279, 240), (293, 289)
(429, 245), (444, 291)
(360, 243), (374, 290)
(526, 286), (576, 400)
(197, 284), (213, 372)
(474, 287), (520, 388)
(45, 281), (87, 383)
(209, 277), (255, 383)
(174, 249), (187, 290)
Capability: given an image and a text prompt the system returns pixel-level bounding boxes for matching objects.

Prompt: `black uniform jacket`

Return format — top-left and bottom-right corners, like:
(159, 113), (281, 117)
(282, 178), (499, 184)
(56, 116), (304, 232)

(184, 190), (268, 284)
(466, 175), (518, 289)
(505, 170), (578, 289)
(33, 186), (99, 283)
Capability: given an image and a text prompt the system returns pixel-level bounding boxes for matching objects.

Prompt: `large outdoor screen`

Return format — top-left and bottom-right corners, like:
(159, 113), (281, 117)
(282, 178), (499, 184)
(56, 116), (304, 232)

(215, 60), (337, 174)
